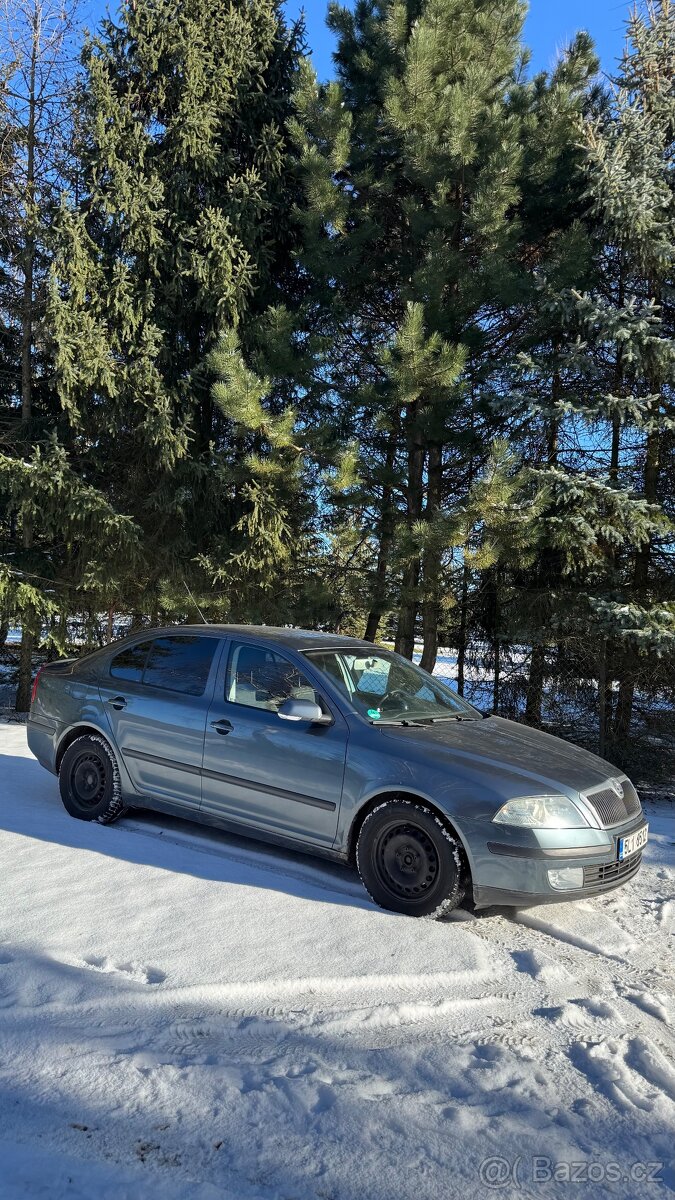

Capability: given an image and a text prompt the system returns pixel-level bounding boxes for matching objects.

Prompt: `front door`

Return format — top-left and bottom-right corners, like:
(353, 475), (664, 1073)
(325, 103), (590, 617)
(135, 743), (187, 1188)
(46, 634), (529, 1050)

(201, 639), (347, 847)
(99, 633), (222, 809)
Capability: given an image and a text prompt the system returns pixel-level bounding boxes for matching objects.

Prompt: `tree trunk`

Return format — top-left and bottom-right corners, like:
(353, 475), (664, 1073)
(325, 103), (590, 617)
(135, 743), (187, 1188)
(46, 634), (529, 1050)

(364, 428), (398, 643)
(420, 443), (442, 673)
(364, 608), (382, 644)
(395, 560), (420, 659)
(609, 413), (621, 482)
(597, 638), (611, 758)
(395, 402), (424, 659)
(14, 6), (39, 713)
(613, 675), (634, 740)
(15, 620), (35, 711)
(20, 10), (37, 428)
(608, 265), (629, 731)
(614, 428), (661, 738)
(419, 598), (439, 673)
(523, 388), (558, 726)
(456, 561), (469, 697)
(455, 425), (476, 699)
(525, 642), (545, 726)
(634, 430), (660, 589)
(15, 491), (36, 706)
(492, 566), (501, 713)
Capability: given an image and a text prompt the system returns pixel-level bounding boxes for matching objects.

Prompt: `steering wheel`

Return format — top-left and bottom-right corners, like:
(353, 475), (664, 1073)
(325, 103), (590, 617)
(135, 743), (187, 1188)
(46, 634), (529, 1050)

(378, 687), (412, 712)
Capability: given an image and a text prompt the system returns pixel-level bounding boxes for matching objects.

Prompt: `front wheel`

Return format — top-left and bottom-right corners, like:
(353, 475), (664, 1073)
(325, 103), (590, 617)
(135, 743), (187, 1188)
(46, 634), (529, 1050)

(58, 735), (127, 824)
(356, 799), (466, 918)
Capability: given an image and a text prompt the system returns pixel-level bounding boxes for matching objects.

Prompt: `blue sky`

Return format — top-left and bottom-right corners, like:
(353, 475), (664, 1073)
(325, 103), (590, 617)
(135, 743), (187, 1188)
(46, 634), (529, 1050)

(80, 1), (630, 78)
(283, 1), (629, 79)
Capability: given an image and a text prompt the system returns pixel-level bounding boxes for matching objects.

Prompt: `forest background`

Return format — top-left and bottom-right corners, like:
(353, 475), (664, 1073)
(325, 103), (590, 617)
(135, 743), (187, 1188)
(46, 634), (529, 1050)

(1, 0), (674, 780)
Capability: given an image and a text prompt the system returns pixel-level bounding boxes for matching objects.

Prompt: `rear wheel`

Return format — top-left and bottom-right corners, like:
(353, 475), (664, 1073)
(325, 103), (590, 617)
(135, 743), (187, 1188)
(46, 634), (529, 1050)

(356, 799), (466, 918)
(58, 735), (126, 824)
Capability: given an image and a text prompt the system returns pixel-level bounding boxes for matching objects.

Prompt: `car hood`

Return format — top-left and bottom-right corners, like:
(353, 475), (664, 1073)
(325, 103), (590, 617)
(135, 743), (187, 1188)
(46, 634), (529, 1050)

(376, 715), (619, 798)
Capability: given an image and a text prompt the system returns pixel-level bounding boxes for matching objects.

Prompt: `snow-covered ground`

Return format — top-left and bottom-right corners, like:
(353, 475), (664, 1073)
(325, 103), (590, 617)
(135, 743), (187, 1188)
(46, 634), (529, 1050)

(0, 725), (673, 1199)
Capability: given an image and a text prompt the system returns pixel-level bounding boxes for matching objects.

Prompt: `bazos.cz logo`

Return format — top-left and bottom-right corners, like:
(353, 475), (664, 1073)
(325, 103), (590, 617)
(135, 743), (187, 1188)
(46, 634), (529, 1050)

(478, 1155), (664, 1189)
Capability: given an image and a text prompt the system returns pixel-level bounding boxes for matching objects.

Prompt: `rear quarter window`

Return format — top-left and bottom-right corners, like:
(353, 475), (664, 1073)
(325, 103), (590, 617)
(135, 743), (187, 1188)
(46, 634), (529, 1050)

(110, 641), (152, 682)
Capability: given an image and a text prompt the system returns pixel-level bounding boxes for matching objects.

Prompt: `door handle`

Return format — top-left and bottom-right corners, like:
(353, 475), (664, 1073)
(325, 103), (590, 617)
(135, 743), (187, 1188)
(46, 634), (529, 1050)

(210, 718), (233, 735)
(109, 696), (127, 711)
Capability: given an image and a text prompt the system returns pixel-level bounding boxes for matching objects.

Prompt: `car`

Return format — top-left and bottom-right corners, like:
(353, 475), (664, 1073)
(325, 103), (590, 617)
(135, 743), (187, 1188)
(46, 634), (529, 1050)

(27, 625), (648, 918)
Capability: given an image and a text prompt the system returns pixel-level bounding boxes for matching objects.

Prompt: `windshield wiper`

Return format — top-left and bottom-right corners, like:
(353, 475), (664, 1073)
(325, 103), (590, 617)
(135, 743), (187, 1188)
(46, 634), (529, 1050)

(429, 715), (477, 723)
(369, 718), (431, 728)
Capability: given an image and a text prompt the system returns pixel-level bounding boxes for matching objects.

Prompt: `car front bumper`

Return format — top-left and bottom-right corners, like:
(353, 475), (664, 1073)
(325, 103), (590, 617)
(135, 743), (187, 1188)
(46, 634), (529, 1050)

(465, 813), (648, 910)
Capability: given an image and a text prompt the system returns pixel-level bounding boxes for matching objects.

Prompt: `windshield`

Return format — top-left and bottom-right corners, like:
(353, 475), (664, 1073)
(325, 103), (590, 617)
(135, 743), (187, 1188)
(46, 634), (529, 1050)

(303, 648), (480, 723)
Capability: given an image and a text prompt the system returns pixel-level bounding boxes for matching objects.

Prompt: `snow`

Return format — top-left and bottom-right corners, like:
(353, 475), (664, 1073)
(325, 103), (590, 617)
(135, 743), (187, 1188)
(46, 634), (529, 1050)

(0, 724), (674, 1199)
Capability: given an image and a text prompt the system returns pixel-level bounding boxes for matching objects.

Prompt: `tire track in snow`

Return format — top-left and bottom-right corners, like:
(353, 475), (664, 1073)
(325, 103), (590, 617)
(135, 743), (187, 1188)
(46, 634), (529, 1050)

(569, 1035), (675, 1116)
(452, 886), (675, 1127)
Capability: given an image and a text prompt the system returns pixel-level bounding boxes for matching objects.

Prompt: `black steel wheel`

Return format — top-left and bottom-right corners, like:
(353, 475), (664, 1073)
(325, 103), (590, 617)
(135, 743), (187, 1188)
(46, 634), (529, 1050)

(373, 820), (440, 900)
(58, 735), (126, 824)
(70, 751), (107, 809)
(356, 799), (466, 918)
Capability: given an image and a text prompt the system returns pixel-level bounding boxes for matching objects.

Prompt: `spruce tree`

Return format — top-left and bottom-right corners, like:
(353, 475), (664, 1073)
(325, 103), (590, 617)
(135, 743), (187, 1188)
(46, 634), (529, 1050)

(511, 1), (675, 751)
(0, 67), (17, 415)
(50, 0), (304, 621)
(580, 0), (675, 745)
(0, 0), (91, 705)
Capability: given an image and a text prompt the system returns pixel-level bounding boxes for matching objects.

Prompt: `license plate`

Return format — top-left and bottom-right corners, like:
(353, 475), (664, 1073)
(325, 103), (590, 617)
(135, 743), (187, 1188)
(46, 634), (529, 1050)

(618, 825), (648, 860)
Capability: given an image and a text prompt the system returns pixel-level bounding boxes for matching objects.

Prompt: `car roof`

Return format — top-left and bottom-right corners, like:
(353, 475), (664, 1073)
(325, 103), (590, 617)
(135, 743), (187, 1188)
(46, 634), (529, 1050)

(121, 624), (380, 653)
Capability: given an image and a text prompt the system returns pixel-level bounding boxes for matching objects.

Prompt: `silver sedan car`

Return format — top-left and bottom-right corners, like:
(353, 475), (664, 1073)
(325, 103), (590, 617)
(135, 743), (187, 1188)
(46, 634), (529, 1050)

(27, 625), (648, 918)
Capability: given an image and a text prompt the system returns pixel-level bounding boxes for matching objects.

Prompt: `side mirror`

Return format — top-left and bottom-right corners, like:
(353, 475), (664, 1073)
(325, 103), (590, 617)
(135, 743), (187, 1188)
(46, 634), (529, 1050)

(277, 698), (331, 725)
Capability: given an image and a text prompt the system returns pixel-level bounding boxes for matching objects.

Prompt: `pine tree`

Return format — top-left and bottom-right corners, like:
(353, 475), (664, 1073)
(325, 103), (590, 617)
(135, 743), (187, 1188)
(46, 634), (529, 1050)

(294, 0), (582, 669)
(464, 31), (602, 713)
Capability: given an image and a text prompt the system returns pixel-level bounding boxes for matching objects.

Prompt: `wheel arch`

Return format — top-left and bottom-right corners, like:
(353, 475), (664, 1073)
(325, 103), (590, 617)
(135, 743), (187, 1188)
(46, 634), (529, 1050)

(55, 723), (114, 773)
(347, 790), (472, 875)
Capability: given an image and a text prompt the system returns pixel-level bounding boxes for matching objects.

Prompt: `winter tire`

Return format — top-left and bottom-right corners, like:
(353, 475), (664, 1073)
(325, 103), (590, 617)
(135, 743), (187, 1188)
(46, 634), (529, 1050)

(356, 799), (466, 918)
(58, 735), (127, 824)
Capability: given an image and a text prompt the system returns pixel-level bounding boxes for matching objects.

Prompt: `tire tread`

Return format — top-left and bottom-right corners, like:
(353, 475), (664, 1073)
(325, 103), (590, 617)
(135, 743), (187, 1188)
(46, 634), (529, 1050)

(59, 734), (127, 824)
(356, 798), (467, 919)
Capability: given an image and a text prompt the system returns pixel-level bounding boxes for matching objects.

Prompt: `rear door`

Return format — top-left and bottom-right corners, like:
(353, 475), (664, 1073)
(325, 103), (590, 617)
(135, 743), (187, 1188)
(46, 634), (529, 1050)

(201, 638), (347, 847)
(98, 633), (222, 809)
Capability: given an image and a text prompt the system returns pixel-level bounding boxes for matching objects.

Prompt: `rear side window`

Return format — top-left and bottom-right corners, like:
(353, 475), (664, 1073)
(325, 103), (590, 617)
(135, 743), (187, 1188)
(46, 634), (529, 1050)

(110, 640), (152, 682)
(142, 636), (216, 696)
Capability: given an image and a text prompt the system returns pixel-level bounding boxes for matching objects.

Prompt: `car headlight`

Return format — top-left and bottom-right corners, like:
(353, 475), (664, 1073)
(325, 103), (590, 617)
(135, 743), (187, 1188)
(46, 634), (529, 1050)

(492, 795), (589, 828)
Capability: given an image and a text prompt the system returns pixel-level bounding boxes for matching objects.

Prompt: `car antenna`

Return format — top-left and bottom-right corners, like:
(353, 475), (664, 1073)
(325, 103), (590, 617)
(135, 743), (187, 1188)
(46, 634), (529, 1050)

(183, 579), (209, 624)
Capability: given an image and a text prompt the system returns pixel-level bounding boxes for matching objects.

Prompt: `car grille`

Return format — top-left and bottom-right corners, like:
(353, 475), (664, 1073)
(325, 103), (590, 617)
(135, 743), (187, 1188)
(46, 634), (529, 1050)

(583, 850), (642, 888)
(582, 779), (642, 827)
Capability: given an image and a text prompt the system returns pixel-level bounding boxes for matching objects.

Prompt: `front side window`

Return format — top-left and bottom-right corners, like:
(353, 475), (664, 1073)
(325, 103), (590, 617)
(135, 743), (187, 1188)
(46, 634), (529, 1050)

(226, 642), (323, 713)
(142, 636), (216, 696)
(304, 649), (479, 723)
(110, 640), (152, 683)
